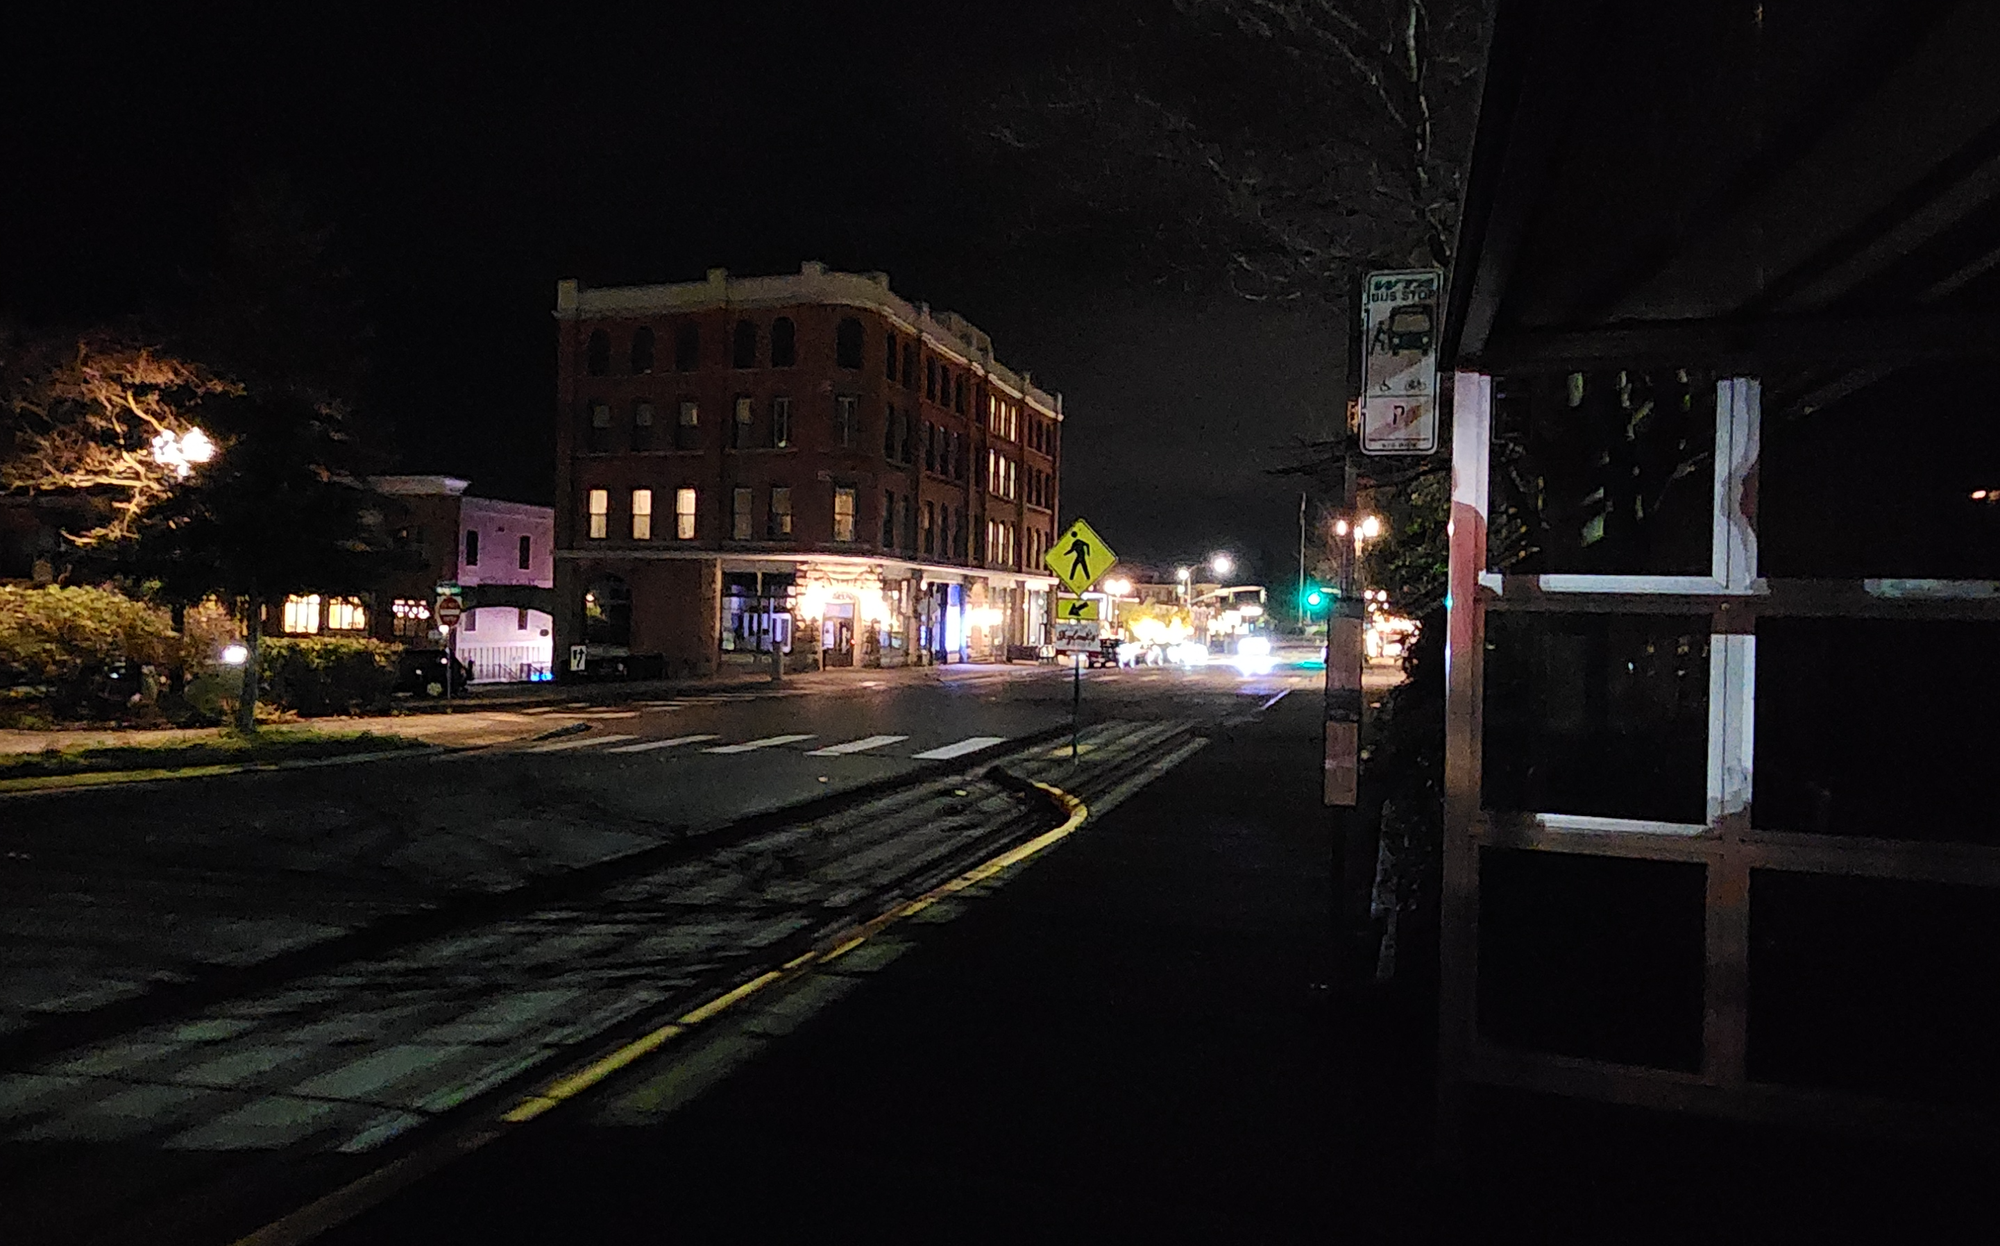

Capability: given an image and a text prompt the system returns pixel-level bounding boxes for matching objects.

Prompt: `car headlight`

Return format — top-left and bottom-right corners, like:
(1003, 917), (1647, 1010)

(1238, 636), (1270, 657)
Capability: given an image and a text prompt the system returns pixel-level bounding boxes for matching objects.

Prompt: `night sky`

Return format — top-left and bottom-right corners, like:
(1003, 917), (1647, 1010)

(5, 6), (1348, 583)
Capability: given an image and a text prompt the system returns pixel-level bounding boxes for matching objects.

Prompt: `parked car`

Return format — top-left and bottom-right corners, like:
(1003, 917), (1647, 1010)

(396, 649), (470, 698)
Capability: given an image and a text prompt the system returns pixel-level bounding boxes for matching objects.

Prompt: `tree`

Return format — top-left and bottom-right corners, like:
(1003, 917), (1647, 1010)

(0, 331), (235, 543)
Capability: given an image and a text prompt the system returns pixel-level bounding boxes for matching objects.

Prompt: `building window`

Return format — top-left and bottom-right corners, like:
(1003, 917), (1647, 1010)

(885, 333), (899, 380)
(282, 594), (321, 634)
(464, 528), (480, 567)
(925, 422), (938, 473)
(836, 317), (864, 369)
(586, 330), (609, 376)
(833, 486), (856, 542)
(955, 375), (967, 414)
(587, 488), (609, 539)
(884, 404), (898, 458)
(954, 508), (967, 560)
(901, 412), (915, 464)
(518, 534), (531, 569)
(631, 326), (655, 374)
(327, 597), (368, 632)
(391, 598), (430, 639)
(674, 323), (700, 371)
(922, 500), (936, 556)
(882, 490), (896, 547)
(631, 488), (653, 540)
(733, 487), (753, 540)
(769, 486), (793, 538)
(771, 396), (792, 447)
(633, 400), (654, 450)
(901, 494), (914, 550)
(925, 359), (938, 402)
(675, 487), (697, 540)
(588, 401), (612, 452)
(771, 317), (796, 367)
(677, 399), (699, 450)
(902, 343), (917, 390)
(733, 396), (754, 449)
(733, 319), (758, 368)
(835, 394), (857, 447)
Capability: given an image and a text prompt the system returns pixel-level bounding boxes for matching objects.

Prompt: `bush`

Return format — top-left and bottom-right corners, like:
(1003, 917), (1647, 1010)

(260, 635), (399, 717)
(0, 584), (178, 720)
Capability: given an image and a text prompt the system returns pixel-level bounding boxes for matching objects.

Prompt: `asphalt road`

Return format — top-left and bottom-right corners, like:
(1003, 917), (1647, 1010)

(0, 658), (1322, 1244)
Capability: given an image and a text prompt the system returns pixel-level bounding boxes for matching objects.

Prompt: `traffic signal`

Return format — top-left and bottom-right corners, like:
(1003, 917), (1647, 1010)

(1301, 582), (1327, 613)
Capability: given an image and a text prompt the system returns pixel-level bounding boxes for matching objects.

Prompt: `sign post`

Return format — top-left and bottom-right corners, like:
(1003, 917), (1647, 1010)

(1045, 519), (1119, 762)
(435, 587), (464, 714)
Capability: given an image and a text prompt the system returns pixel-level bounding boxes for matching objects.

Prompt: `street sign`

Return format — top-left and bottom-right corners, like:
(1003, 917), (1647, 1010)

(1052, 619), (1101, 655)
(1360, 268), (1442, 455)
(569, 644), (588, 672)
(435, 595), (464, 627)
(1056, 596), (1100, 622)
(1046, 518), (1117, 594)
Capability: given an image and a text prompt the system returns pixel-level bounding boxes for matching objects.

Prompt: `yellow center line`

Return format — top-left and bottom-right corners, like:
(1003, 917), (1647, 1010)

(494, 780), (1087, 1121)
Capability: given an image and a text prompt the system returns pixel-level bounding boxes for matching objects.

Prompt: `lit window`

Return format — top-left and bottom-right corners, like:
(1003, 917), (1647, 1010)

(733, 487), (753, 540)
(676, 487), (697, 540)
(769, 486), (793, 537)
(771, 396), (792, 447)
(282, 594), (322, 634)
(588, 488), (609, 539)
(833, 486), (856, 542)
(391, 598), (430, 639)
(464, 529), (480, 567)
(326, 597), (367, 632)
(631, 489), (653, 540)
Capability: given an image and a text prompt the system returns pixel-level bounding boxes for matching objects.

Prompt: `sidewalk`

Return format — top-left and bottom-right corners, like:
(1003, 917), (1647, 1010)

(0, 660), (1018, 757)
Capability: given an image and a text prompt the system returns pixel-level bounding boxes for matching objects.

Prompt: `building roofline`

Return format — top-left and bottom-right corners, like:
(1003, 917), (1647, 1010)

(553, 262), (1064, 418)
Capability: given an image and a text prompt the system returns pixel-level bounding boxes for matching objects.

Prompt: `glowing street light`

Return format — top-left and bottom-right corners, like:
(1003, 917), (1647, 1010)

(1102, 577), (1133, 596)
(1359, 514), (1382, 540)
(1175, 566), (1191, 581)
(220, 644), (248, 666)
(151, 427), (216, 480)
(1209, 552), (1234, 578)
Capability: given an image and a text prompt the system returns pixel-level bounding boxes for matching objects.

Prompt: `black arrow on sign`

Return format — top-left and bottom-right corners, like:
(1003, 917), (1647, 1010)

(1065, 601), (1089, 618)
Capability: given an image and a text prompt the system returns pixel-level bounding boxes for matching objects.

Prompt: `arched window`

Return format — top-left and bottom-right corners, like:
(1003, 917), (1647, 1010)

(733, 319), (758, 369)
(885, 333), (899, 380)
(586, 329), (610, 376)
(954, 375), (967, 414)
(902, 343), (916, 389)
(925, 359), (938, 402)
(835, 317), (864, 369)
(674, 323), (700, 372)
(770, 317), (797, 367)
(582, 576), (632, 647)
(631, 327), (655, 374)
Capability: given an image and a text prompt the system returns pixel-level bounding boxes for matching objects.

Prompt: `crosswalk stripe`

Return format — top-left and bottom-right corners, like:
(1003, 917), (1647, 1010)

(910, 735), (1008, 761)
(606, 734), (720, 754)
(529, 733), (637, 753)
(702, 734), (816, 754)
(804, 734), (909, 757)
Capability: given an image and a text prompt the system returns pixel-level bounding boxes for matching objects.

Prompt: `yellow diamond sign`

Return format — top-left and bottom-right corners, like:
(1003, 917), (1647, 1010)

(1056, 596), (1100, 621)
(1046, 518), (1117, 594)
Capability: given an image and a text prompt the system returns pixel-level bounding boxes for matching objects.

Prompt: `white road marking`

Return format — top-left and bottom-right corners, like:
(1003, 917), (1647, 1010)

(605, 734), (720, 754)
(804, 734), (909, 756)
(528, 733), (636, 753)
(910, 735), (1008, 761)
(703, 734), (816, 754)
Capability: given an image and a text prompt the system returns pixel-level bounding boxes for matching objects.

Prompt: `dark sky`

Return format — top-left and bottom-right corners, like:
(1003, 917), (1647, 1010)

(5, 5), (1348, 583)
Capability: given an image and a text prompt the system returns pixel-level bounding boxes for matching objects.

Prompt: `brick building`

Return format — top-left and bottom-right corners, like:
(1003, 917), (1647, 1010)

(553, 263), (1063, 676)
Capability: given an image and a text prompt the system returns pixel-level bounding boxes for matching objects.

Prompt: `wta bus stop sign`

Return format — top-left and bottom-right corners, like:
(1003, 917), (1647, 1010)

(1046, 518), (1117, 594)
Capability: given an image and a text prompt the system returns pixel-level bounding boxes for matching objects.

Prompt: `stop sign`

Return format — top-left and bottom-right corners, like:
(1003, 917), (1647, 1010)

(435, 595), (464, 627)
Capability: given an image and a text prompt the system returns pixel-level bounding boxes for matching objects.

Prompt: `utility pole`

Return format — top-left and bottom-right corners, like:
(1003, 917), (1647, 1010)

(1297, 491), (1308, 633)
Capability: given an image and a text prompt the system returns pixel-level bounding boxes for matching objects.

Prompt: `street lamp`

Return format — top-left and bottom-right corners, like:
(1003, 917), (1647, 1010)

(1209, 552), (1234, 578)
(151, 427), (216, 480)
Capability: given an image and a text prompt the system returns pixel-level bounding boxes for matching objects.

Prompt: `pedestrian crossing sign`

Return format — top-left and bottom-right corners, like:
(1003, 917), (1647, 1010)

(1056, 596), (1100, 621)
(1046, 518), (1117, 594)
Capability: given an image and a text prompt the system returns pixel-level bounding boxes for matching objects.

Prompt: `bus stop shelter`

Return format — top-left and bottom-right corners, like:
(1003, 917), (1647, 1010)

(1439, 0), (2000, 1138)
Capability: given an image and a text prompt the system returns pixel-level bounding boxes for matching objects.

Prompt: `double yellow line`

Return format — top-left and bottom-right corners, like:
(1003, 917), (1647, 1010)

(501, 780), (1087, 1123)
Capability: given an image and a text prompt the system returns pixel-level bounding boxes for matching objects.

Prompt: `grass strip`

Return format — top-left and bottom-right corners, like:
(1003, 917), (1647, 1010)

(0, 729), (428, 779)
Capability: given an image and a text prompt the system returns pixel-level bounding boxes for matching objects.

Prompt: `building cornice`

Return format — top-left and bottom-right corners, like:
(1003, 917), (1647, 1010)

(554, 263), (1063, 419)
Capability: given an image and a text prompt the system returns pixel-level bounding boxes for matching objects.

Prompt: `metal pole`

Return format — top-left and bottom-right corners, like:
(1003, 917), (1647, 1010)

(1071, 652), (1081, 762)
(1298, 491), (1308, 632)
(442, 624), (454, 715)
